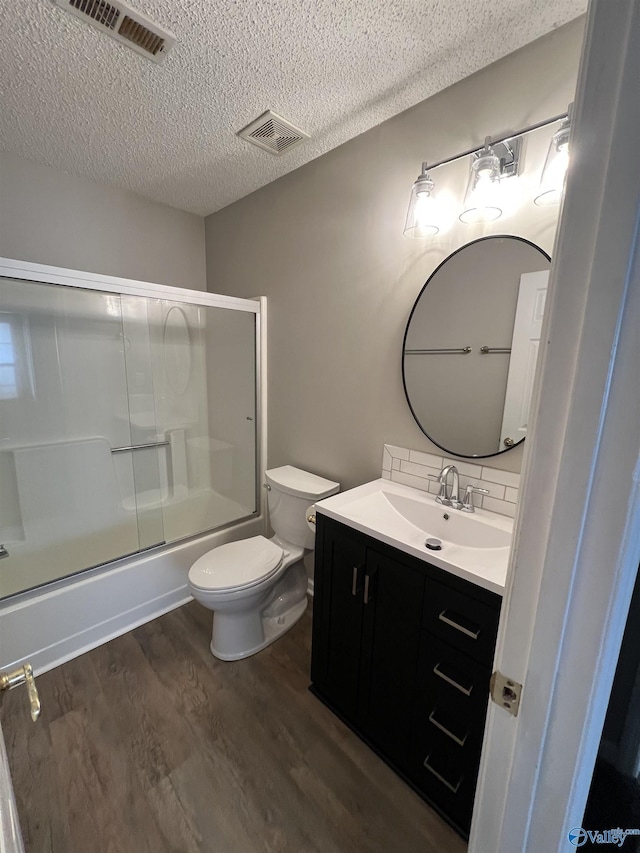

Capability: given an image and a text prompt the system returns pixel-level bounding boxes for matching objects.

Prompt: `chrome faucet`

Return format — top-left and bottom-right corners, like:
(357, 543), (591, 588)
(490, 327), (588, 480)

(429, 464), (461, 508)
(429, 465), (491, 512)
(440, 465), (460, 507)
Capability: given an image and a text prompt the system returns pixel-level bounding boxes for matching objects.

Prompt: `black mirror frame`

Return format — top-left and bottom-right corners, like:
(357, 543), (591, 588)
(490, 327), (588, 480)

(401, 234), (551, 460)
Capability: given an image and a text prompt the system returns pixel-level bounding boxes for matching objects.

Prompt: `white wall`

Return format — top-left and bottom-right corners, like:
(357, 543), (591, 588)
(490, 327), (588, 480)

(204, 19), (584, 490)
(0, 149), (206, 290)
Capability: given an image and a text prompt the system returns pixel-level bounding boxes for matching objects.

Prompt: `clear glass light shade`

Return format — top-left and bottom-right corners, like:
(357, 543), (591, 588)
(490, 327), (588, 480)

(403, 174), (440, 238)
(459, 148), (503, 224)
(534, 122), (570, 206)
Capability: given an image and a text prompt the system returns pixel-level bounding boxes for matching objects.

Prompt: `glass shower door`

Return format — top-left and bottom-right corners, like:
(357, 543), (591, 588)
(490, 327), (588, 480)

(0, 278), (145, 598)
(144, 297), (257, 544)
(0, 275), (259, 600)
(119, 295), (166, 552)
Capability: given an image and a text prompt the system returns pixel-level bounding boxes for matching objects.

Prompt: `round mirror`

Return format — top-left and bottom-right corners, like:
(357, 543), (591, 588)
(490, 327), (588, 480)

(402, 235), (551, 458)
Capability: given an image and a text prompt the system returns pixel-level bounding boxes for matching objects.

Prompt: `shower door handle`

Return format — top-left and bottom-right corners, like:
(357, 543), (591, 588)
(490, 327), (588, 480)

(110, 441), (170, 453)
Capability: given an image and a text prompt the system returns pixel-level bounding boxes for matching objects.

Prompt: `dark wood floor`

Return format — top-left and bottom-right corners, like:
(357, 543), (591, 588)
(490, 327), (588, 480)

(3, 600), (467, 853)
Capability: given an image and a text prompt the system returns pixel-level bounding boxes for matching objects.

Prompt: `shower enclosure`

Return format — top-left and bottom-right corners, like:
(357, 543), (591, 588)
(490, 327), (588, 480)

(0, 261), (261, 601)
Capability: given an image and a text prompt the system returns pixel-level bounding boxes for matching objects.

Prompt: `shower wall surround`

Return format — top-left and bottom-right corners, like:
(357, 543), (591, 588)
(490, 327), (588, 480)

(382, 444), (519, 518)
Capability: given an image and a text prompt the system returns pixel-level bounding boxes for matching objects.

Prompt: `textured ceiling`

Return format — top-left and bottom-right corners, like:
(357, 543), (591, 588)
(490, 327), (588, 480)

(0, 0), (586, 216)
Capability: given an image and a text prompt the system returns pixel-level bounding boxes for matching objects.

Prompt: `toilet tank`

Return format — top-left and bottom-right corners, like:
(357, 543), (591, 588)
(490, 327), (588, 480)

(265, 465), (339, 549)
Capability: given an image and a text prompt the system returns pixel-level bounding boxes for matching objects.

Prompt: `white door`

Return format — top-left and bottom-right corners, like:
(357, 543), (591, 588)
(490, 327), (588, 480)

(470, 2), (640, 852)
(499, 270), (549, 451)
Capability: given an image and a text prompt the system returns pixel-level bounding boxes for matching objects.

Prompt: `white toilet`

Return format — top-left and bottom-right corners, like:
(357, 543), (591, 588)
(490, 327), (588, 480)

(188, 465), (339, 661)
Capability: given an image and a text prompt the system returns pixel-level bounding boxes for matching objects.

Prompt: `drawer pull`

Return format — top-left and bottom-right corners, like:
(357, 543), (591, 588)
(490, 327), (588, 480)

(352, 566), (359, 596)
(428, 709), (469, 747)
(433, 663), (474, 696)
(364, 574), (371, 604)
(363, 567), (377, 605)
(423, 754), (463, 794)
(438, 609), (481, 640)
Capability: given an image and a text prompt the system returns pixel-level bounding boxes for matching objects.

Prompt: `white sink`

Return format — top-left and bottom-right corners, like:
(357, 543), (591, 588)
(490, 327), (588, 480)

(315, 478), (514, 594)
(381, 491), (510, 549)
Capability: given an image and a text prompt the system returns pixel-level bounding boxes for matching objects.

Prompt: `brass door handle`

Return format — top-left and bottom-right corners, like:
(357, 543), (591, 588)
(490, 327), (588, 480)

(0, 663), (41, 722)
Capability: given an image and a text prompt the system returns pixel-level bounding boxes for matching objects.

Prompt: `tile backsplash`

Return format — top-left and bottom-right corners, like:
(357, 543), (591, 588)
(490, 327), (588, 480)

(382, 444), (519, 518)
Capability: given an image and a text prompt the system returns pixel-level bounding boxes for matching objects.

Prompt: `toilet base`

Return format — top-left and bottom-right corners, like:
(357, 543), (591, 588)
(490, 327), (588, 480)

(210, 595), (307, 661)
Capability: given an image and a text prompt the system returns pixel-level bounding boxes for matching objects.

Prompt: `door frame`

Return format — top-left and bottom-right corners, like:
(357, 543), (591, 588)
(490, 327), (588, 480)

(470, 2), (640, 851)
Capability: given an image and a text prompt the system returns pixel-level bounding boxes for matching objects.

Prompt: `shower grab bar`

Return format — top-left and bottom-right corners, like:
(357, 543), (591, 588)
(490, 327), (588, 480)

(110, 440), (170, 454)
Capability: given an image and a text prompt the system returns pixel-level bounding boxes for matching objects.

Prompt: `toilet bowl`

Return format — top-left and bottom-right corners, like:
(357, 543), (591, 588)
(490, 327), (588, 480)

(188, 465), (339, 660)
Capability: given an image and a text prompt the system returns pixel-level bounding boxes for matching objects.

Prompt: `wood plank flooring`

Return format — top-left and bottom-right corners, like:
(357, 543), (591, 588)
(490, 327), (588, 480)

(3, 600), (467, 853)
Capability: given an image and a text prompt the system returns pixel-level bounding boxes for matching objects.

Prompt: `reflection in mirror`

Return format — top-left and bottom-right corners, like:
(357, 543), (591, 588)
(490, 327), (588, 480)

(163, 305), (192, 395)
(402, 235), (551, 458)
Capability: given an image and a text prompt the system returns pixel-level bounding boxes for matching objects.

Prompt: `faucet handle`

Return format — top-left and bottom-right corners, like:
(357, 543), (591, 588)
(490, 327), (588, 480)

(427, 474), (450, 505)
(461, 484), (490, 513)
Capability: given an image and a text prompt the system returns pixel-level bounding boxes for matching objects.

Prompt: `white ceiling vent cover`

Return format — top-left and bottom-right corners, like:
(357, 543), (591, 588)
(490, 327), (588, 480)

(237, 111), (310, 156)
(52, 0), (176, 63)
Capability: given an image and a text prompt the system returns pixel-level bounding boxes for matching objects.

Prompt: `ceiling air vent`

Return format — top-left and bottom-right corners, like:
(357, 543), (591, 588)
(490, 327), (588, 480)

(52, 0), (176, 63)
(237, 111), (310, 156)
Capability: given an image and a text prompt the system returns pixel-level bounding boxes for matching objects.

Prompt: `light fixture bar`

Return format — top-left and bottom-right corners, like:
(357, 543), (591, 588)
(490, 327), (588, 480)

(423, 111), (569, 173)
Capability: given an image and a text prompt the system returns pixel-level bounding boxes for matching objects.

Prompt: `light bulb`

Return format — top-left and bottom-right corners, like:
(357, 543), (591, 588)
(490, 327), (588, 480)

(535, 118), (571, 206)
(404, 170), (440, 238)
(459, 144), (503, 224)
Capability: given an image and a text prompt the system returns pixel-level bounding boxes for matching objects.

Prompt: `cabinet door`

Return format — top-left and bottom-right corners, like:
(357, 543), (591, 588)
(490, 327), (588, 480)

(311, 520), (367, 719)
(359, 548), (426, 765)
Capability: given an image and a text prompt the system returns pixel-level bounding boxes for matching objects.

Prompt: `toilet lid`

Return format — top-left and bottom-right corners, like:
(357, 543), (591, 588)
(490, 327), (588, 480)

(189, 536), (284, 592)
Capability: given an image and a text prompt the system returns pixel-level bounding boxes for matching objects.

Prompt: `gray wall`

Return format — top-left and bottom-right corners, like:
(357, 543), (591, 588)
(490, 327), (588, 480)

(0, 149), (206, 290)
(204, 20), (584, 490)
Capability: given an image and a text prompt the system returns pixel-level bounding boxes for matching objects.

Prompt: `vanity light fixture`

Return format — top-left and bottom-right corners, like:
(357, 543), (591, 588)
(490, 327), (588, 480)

(403, 164), (440, 237)
(404, 107), (571, 238)
(534, 103), (573, 206)
(459, 138), (504, 224)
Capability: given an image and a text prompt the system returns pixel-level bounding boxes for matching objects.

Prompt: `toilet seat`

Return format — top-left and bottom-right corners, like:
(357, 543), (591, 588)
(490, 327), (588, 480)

(188, 536), (284, 593)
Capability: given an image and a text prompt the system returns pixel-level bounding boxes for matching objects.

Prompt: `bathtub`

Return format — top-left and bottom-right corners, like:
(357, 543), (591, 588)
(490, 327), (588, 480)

(0, 510), (264, 675)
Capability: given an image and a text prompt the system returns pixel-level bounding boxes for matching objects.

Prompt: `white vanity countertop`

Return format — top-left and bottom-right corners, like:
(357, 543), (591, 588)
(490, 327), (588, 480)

(315, 478), (513, 596)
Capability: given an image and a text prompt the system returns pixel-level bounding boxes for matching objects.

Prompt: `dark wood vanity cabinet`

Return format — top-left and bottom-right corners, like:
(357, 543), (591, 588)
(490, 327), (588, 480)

(310, 515), (502, 837)
(310, 519), (425, 764)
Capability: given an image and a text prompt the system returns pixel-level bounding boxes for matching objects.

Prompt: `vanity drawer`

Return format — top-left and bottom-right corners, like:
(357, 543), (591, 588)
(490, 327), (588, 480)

(410, 635), (492, 833)
(422, 579), (500, 665)
(410, 724), (479, 833)
(414, 635), (491, 748)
